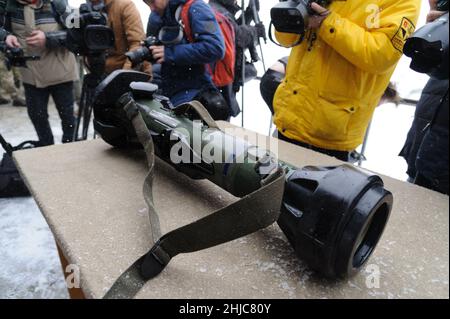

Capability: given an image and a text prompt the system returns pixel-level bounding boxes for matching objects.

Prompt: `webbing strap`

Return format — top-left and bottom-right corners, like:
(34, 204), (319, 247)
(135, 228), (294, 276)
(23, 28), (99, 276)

(103, 100), (285, 299)
(124, 100), (162, 244)
(0, 133), (14, 156)
(173, 100), (220, 129)
(0, 133), (38, 156)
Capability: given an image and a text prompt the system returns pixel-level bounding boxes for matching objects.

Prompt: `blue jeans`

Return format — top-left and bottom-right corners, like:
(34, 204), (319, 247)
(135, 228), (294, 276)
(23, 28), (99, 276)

(24, 82), (75, 146)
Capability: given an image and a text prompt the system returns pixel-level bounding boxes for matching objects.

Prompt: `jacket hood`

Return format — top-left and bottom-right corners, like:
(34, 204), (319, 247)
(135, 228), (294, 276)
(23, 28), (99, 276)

(161, 0), (189, 23)
(165, 0), (188, 18)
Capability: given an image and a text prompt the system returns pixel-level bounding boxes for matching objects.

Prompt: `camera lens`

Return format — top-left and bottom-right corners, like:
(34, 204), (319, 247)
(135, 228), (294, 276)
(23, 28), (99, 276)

(270, 0), (309, 35)
(83, 26), (115, 53)
(126, 47), (152, 66)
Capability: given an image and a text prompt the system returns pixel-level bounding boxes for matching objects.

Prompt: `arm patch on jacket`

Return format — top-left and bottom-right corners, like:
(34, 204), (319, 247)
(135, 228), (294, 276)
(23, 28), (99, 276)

(391, 17), (415, 52)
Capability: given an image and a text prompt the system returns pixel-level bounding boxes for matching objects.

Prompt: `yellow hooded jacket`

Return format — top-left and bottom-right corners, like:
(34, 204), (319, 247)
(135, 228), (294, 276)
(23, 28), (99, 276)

(273, 0), (421, 151)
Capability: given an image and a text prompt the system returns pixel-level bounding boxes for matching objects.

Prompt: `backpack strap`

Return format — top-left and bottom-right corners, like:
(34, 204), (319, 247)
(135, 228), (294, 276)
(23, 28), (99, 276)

(180, 0), (196, 43)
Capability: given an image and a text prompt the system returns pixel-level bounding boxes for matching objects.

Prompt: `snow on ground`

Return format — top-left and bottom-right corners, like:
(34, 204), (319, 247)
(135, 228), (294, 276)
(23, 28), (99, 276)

(0, 102), (69, 299)
(0, 0), (432, 298)
(0, 198), (69, 299)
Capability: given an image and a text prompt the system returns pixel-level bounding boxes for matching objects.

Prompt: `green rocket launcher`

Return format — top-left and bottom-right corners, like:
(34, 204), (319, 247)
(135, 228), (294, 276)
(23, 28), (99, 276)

(93, 70), (393, 283)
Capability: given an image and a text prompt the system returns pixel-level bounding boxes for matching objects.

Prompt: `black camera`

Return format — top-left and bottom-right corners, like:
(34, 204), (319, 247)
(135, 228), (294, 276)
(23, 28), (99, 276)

(125, 36), (161, 66)
(65, 3), (115, 56)
(437, 0), (449, 12)
(270, 0), (331, 35)
(0, 43), (40, 70)
(403, 12), (449, 80)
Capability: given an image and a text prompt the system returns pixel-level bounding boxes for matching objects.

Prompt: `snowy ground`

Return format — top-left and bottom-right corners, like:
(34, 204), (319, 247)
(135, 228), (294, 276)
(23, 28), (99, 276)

(0, 0), (432, 299)
(0, 102), (69, 299)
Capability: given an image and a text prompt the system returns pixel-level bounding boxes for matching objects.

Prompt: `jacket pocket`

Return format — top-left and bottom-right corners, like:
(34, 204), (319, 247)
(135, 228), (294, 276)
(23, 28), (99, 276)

(273, 80), (294, 130)
(311, 93), (358, 141)
(273, 81), (289, 112)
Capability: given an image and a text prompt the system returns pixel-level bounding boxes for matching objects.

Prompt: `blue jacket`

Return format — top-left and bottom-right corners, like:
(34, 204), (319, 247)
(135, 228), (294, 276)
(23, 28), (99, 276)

(148, 0), (225, 106)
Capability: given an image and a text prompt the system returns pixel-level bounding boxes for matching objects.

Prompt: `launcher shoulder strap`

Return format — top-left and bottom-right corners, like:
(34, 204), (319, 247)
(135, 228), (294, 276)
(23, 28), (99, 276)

(103, 98), (285, 299)
(173, 100), (220, 129)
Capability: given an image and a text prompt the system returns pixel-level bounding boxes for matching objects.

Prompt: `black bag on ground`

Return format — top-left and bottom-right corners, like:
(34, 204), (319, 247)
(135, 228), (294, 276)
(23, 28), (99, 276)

(0, 134), (39, 198)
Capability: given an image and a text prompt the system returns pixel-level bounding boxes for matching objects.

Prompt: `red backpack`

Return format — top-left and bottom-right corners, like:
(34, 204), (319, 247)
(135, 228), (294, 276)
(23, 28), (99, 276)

(181, 0), (236, 87)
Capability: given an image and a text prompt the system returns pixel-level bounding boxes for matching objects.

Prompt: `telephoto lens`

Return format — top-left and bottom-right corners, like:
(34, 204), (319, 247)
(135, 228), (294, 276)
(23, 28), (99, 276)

(125, 36), (160, 66)
(125, 47), (153, 66)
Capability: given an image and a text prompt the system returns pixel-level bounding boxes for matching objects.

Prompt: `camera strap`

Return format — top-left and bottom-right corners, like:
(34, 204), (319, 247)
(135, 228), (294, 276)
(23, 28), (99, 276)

(103, 99), (285, 299)
(152, 3), (185, 46)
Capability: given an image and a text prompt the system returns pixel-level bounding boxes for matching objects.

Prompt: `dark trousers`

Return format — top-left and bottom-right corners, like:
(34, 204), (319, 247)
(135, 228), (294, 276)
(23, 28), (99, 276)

(414, 127), (449, 195)
(260, 69), (284, 115)
(277, 131), (351, 162)
(218, 84), (241, 118)
(24, 82), (75, 146)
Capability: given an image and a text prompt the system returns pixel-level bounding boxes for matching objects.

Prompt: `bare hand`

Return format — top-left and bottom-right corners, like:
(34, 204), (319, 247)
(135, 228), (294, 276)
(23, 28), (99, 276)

(26, 30), (46, 49)
(150, 45), (165, 64)
(5, 35), (21, 48)
(427, 10), (446, 23)
(308, 2), (331, 29)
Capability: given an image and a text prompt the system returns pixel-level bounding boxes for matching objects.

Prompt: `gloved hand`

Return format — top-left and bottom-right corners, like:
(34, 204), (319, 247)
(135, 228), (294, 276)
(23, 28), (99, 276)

(254, 22), (266, 40)
(239, 0), (260, 25)
(244, 5), (254, 24)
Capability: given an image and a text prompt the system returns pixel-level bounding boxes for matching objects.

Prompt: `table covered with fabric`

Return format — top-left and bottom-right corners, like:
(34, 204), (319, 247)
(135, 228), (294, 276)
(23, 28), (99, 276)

(13, 123), (449, 299)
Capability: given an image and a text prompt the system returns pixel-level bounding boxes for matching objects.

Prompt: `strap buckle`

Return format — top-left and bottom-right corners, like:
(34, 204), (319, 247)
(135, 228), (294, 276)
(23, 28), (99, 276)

(140, 241), (171, 280)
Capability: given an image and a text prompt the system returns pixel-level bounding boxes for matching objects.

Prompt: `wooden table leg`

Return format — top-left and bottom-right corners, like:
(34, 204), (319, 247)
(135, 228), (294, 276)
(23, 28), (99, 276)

(56, 244), (86, 299)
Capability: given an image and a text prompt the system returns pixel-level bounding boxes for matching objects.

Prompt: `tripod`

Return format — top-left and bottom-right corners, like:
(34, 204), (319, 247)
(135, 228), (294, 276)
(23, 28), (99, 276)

(74, 53), (107, 141)
(239, 0), (266, 127)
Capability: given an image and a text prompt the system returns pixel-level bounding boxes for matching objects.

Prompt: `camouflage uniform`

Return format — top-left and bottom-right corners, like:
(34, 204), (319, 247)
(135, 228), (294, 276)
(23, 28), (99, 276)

(0, 54), (24, 103)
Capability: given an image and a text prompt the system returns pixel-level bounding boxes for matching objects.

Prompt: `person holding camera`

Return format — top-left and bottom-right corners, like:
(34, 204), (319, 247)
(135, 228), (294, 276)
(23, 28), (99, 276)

(0, 29), (26, 107)
(144, 0), (229, 120)
(0, 0), (78, 146)
(400, 0), (449, 195)
(272, 0), (421, 161)
(86, 0), (151, 76)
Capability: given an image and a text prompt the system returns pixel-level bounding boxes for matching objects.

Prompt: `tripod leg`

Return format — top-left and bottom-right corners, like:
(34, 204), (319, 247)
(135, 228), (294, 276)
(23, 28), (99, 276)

(358, 120), (372, 166)
(81, 90), (94, 140)
(258, 42), (266, 72)
(74, 79), (88, 141)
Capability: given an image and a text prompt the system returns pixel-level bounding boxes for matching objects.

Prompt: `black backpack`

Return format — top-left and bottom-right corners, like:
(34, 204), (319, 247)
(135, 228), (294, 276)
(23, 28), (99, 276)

(0, 133), (39, 198)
